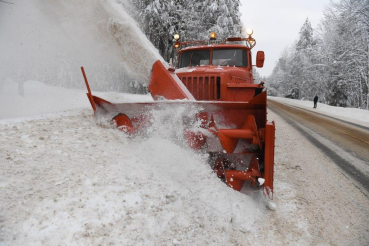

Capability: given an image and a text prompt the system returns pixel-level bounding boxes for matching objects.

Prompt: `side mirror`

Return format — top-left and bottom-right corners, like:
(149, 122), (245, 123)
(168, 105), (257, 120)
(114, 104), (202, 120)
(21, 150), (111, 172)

(256, 51), (265, 68)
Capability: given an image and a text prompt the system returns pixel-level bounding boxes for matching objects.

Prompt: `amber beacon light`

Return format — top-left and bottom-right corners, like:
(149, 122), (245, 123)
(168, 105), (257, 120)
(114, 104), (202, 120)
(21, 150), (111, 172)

(210, 32), (217, 40)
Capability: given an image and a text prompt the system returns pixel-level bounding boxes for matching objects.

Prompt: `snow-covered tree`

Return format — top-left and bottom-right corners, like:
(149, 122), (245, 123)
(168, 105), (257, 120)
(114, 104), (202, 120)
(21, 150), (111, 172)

(268, 0), (369, 109)
(128, 0), (243, 62)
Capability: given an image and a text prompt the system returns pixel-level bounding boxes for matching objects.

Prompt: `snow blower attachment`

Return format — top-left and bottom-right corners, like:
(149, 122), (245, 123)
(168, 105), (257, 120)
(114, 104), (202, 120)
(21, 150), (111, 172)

(81, 30), (275, 198)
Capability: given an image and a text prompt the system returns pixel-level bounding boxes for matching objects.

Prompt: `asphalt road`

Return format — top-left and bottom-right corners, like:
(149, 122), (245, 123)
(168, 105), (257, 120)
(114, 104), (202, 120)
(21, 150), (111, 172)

(268, 99), (369, 195)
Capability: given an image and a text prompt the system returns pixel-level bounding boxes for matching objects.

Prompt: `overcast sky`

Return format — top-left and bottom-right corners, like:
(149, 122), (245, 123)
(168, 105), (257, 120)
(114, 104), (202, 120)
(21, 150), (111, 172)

(239, 0), (334, 77)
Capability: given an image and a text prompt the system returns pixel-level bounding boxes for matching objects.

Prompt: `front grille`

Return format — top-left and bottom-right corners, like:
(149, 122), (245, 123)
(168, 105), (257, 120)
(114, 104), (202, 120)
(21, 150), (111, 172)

(179, 75), (221, 100)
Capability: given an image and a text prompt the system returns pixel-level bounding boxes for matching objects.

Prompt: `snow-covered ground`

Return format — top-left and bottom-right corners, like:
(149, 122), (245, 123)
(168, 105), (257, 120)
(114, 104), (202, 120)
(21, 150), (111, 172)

(1, 80), (369, 245)
(0, 80), (269, 245)
(1, 0), (368, 245)
(269, 96), (369, 127)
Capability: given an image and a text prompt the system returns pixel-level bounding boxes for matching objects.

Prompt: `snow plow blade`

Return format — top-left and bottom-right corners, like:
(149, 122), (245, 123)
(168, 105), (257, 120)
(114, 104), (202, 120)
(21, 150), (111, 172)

(81, 58), (275, 198)
(148, 60), (195, 100)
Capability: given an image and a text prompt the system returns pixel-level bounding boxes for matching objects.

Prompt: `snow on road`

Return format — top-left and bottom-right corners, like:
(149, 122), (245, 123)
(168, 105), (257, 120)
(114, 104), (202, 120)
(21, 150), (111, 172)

(269, 96), (369, 127)
(266, 108), (369, 245)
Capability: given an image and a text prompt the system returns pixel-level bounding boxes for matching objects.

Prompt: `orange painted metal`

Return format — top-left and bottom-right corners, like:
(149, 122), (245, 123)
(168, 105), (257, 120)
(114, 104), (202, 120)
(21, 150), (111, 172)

(218, 115), (259, 154)
(175, 51), (264, 102)
(256, 51), (265, 68)
(185, 130), (207, 150)
(148, 60), (195, 100)
(224, 156), (261, 191)
(111, 113), (136, 134)
(81, 67), (96, 112)
(264, 121), (275, 197)
(81, 36), (275, 198)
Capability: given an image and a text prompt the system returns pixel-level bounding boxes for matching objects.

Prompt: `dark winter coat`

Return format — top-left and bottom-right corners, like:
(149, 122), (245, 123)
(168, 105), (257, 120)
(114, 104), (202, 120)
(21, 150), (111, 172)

(314, 96), (318, 103)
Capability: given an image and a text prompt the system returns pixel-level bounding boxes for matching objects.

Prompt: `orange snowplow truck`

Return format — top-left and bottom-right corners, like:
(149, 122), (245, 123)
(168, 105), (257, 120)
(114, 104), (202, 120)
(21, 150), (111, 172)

(82, 30), (275, 198)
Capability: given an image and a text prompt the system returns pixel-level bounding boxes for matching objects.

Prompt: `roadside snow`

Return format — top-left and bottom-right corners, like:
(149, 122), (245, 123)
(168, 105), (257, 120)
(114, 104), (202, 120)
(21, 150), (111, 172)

(269, 96), (369, 127)
(0, 81), (89, 119)
(0, 81), (268, 245)
(0, 80), (153, 120)
(1, 0), (368, 244)
(1, 80), (368, 245)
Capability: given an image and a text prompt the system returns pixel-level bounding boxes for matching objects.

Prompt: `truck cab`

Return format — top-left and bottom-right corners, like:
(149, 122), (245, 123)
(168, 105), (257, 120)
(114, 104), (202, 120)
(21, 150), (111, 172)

(173, 32), (265, 102)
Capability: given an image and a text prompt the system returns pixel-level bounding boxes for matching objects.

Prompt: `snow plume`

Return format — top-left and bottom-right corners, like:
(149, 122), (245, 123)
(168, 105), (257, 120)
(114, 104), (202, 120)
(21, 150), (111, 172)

(142, 103), (201, 144)
(106, 0), (165, 85)
(0, 0), (162, 92)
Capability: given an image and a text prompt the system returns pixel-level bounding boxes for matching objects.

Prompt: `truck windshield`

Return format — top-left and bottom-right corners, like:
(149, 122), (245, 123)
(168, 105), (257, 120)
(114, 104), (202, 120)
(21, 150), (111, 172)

(212, 49), (247, 67)
(178, 50), (210, 68)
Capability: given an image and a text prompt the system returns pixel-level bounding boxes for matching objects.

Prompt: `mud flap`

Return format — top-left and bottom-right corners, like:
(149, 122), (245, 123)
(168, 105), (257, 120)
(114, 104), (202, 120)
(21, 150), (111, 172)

(264, 121), (275, 198)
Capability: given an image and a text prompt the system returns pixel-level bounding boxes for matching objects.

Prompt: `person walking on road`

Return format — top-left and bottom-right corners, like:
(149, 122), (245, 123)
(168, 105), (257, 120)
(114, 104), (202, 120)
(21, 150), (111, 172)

(313, 94), (318, 108)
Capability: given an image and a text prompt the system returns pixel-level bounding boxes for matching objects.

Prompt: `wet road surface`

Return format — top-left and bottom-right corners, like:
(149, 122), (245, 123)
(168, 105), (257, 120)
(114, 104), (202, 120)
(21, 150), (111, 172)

(268, 99), (369, 195)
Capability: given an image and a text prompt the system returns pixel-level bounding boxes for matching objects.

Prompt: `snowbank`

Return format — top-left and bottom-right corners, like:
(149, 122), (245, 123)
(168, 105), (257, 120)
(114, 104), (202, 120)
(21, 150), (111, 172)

(269, 96), (369, 127)
(1, 79), (368, 244)
(0, 80), (267, 245)
(1, 0), (368, 244)
(0, 80), (153, 120)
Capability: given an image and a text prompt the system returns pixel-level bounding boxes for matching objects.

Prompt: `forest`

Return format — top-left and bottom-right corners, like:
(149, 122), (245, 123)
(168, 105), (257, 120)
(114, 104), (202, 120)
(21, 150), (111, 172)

(127, 0), (243, 62)
(267, 0), (369, 110)
(127, 0), (369, 110)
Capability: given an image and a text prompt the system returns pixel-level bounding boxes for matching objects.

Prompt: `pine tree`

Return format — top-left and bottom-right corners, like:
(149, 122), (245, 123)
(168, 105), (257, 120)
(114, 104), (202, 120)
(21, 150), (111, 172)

(268, 0), (369, 109)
